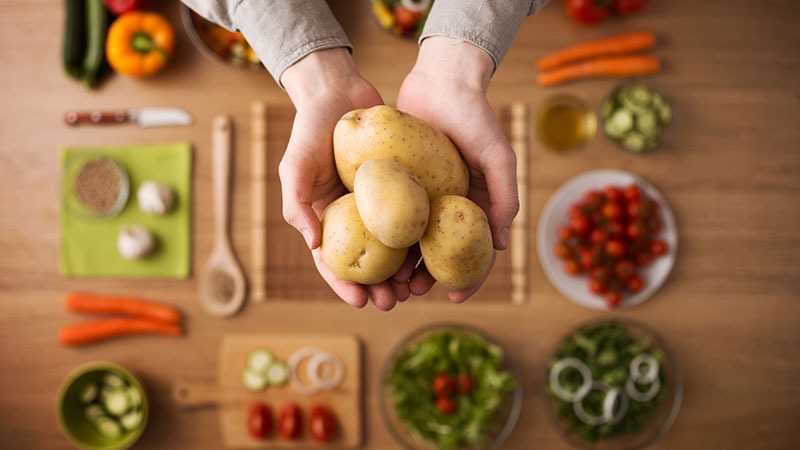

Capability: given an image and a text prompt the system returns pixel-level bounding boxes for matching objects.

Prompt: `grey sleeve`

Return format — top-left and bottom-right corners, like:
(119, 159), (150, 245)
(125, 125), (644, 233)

(181, 0), (352, 84)
(419, 0), (548, 69)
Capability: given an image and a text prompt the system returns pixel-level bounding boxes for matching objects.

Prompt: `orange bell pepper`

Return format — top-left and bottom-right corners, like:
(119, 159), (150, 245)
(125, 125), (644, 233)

(106, 11), (174, 77)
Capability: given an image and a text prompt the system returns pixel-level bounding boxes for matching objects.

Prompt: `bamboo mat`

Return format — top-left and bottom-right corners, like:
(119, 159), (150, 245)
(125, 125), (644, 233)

(252, 104), (529, 304)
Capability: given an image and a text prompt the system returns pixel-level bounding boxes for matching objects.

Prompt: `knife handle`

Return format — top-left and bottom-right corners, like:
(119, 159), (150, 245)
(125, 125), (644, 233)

(64, 110), (129, 126)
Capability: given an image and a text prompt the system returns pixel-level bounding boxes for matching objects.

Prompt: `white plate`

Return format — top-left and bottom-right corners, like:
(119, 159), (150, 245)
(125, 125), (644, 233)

(536, 169), (677, 310)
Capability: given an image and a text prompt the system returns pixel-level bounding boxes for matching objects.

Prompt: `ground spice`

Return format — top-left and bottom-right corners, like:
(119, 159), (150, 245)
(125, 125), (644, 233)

(209, 269), (235, 303)
(74, 158), (122, 214)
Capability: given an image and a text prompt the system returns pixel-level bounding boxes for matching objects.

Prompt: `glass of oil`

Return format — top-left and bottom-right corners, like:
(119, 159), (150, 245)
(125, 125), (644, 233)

(537, 95), (597, 152)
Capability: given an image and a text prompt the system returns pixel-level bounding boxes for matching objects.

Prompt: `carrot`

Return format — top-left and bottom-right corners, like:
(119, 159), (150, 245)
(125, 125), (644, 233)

(536, 31), (657, 71)
(59, 318), (183, 346)
(65, 292), (181, 324)
(537, 56), (660, 86)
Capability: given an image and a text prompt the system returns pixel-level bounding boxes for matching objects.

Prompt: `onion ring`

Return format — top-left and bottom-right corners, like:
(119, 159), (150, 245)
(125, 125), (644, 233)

(549, 358), (593, 402)
(629, 354), (659, 384)
(602, 387), (629, 425)
(288, 347), (324, 395)
(626, 375), (661, 402)
(573, 381), (611, 426)
(306, 351), (345, 390)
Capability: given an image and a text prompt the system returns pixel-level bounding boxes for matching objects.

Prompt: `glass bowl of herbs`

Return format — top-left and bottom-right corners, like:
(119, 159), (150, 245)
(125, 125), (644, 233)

(380, 323), (522, 450)
(544, 318), (682, 449)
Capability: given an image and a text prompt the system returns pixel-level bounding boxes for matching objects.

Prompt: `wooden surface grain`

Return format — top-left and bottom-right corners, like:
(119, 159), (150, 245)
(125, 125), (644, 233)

(1, 0), (799, 449)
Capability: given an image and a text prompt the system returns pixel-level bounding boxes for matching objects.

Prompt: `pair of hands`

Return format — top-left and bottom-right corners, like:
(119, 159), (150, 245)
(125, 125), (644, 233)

(279, 37), (519, 310)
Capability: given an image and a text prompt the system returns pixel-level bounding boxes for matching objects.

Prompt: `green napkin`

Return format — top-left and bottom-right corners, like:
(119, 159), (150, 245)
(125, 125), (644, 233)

(60, 142), (192, 278)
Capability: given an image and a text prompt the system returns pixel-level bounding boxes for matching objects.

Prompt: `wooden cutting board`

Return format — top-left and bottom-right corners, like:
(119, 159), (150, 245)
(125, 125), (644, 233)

(174, 334), (362, 448)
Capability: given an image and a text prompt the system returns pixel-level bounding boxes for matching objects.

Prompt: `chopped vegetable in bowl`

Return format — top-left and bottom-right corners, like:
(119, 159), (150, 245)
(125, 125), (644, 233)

(368, 0), (434, 39)
(381, 324), (521, 450)
(601, 81), (673, 153)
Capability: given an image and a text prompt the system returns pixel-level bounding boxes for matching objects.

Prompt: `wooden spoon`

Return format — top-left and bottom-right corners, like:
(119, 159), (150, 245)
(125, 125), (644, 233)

(199, 115), (246, 317)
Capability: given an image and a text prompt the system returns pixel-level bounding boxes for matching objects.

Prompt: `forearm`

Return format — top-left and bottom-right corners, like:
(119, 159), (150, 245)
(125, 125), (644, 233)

(411, 37), (495, 93)
(281, 48), (361, 106)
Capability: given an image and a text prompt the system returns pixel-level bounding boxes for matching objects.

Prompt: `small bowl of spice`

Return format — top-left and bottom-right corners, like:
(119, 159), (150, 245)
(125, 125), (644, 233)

(62, 155), (130, 220)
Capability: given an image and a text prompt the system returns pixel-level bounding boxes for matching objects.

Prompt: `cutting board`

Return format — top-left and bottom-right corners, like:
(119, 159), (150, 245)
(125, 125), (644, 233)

(174, 334), (362, 448)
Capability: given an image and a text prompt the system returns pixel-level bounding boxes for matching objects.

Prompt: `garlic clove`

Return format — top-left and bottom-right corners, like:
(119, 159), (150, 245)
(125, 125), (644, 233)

(118, 226), (156, 260)
(137, 181), (175, 215)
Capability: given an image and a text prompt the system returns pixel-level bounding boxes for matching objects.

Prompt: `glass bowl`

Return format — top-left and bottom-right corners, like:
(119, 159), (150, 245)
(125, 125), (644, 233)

(537, 94), (597, 152)
(365, 0), (434, 41)
(62, 154), (129, 221)
(543, 317), (682, 450)
(179, 5), (263, 71)
(600, 79), (676, 154)
(379, 323), (522, 450)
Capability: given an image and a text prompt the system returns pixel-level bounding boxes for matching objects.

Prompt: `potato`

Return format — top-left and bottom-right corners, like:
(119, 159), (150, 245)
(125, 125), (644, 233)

(333, 105), (469, 200)
(320, 193), (408, 284)
(354, 159), (429, 249)
(420, 195), (493, 290)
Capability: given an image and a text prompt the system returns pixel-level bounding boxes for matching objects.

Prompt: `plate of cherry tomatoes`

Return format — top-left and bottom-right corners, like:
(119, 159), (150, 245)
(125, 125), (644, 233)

(537, 169), (677, 310)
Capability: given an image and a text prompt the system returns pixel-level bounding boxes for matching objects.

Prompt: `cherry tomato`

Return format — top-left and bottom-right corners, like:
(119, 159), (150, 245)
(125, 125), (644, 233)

(604, 186), (623, 203)
(623, 185), (641, 202)
(569, 203), (585, 218)
(432, 374), (455, 396)
(614, 259), (636, 280)
(558, 226), (573, 241)
(627, 221), (647, 241)
(555, 242), (571, 259)
(570, 216), (591, 235)
(651, 240), (668, 256)
(564, 259), (581, 275)
(647, 216), (662, 233)
(457, 373), (475, 394)
(279, 403), (302, 440)
(591, 265), (611, 282)
(613, 0), (648, 15)
(309, 404), (338, 443)
(436, 396), (457, 415)
(393, 6), (422, 31)
(605, 239), (626, 259)
(627, 275), (644, 293)
(578, 247), (595, 270)
(602, 202), (623, 220)
(590, 228), (607, 245)
(248, 402), (272, 439)
(606, 220), (624, 237)
(636, 252), (653, 266)
(584, 190), (605, 210)
(588, 278), (607, 295)
(605, 291), (622, 307)
(627, 201), (645, 219)
(566, 0), (610, 25)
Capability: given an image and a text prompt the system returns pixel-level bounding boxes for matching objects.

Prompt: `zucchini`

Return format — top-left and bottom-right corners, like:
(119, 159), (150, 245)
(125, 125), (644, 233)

(127, 387), (142, 409)
(79, 382), (98, 404)
(120, 411), (142, 431)
(266, 361), (289, 387)
(242, 368), (268, 392)
(606, 109), (633, 137)
(629, 85), (652, 105)
(63, 0), (85, 79)
(85, 404), (105, 421)
(622, 132), (646, 152)
(247, 349), (274, 373)
(635, 110), (658, 138)
(95, 417), (123, 439)
(103, 373), (125, 389)
(104, 389), (131, 416)
(81, 0), (108, 88)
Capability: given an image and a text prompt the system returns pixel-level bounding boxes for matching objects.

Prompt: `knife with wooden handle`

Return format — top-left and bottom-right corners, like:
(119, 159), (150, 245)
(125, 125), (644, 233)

(64, 107), (193, 127)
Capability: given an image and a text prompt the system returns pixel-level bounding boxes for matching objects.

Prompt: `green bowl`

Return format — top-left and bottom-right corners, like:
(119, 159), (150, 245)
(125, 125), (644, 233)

(56, 362), (148, 450)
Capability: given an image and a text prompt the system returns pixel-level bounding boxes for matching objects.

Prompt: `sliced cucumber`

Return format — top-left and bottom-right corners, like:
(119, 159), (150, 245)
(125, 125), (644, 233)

(85, 404), (105, 421)
(266, 361), (289, 387)
(95, 417), (123, 439)
(103, 373), (125, 389)
(242, 368), (268, 392)
(127, 387), (142, 409)
(622, 132), (646, 152)
(79, 382), (98, 405)
(120, 411), (142, 431)
(104, 389), (131, 416)
(247, 349), (274, 373)
(606, 109), (633, 137)
(656, 100), (672, 124)
(629, 85), (652, 105)
(635, 110), (658, 138)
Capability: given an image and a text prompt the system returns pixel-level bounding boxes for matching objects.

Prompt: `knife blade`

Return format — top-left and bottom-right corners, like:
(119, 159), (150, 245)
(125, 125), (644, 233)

(64, 107), (193, 128)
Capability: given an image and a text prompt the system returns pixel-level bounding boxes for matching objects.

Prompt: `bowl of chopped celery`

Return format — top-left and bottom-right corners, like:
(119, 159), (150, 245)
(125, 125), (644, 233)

(601, 80), (675, 154)
(380, 323), (522, 450)
(544, 318), (682, 449)
(57, 362), (148, 450)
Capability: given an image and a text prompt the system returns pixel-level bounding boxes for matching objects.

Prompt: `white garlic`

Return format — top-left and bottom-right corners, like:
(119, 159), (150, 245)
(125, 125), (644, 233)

(137, 181), (175, 215)
(117, 226), (155, 260)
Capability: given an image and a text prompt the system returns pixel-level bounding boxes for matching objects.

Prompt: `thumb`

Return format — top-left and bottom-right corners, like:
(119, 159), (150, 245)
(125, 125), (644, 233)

(278, 153), (321, 249)
(480, 142), (519, 250)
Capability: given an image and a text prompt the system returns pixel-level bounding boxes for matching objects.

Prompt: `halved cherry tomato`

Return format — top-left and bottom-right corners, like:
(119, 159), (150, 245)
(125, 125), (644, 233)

(432, 374), (455, 397)
(615, 259), (636, 280)
(436, 396), (457, 415)
(627, 274), (644, 293)
(457, 373), (474, 394)
(605, 239), (626, 259)
(248, 402), (272, 439)
(570, 216), (591, 235)
(279, 403), (302, 440)
(564, 259), (581, 275)
(309, 404), (338, 443)
(602, 202), (623, 220)
(623, 185), (641, 202)
(651, 240), (668, 256)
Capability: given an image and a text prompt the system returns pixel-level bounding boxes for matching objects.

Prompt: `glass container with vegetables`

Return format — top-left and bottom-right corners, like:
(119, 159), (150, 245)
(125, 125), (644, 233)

(601, 80), (674, 153)
(367, 0), (434, 39)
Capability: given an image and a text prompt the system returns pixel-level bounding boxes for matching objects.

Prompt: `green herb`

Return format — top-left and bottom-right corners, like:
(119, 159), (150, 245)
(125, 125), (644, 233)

(387, 330), (516, 450)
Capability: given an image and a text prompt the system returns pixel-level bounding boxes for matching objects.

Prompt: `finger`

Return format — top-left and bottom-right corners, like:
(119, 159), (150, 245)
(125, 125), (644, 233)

(278, 153), (322, 249)
(367, 283), (397, 311)
(480, 143), (519, 250)
(409, 262), (436, 296)
(312, 249), (368, 308)
(393, 245), (422, 283)
(448, 250), (497, 303)
(390, 279), (411, 302)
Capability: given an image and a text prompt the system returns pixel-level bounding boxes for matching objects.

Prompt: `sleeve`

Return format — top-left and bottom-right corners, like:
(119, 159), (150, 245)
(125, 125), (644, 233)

(181, 0), (352, 85)
(419, 0), (548, 69)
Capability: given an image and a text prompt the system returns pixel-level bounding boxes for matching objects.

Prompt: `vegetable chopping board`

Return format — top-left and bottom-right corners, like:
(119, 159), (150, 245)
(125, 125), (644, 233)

(174, 333), (362, 448)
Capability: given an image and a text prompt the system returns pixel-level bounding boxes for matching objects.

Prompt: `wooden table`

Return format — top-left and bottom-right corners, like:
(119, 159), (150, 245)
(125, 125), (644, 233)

(1, 0), (799, 448)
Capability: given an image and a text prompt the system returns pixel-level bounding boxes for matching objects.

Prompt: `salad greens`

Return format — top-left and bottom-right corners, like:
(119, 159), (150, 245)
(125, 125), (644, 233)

(547, 323), (667, 444)
(387, 329), (516, 450)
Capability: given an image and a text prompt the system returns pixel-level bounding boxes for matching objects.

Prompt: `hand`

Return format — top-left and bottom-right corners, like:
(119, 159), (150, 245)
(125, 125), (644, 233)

(279, 48), (410, 310)
(395, 37), (520, 303)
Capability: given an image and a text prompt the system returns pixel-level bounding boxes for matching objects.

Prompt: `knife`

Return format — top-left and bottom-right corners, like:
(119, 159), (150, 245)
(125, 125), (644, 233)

(64, 107), (193, 128)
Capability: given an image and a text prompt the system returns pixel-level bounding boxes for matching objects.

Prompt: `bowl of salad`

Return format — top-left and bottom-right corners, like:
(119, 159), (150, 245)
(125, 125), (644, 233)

(180, 5), (262, 70)
(367, 0), (434, 39)
(601, 80), (674, 153)
(544, 318), (682, 449)
(380, 323), (522, 450)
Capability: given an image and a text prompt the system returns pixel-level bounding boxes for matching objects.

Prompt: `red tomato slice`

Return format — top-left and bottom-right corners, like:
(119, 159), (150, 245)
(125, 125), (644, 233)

(309, 404), (338, 443)
(435, 396), (457, 415)
(248, 402), (272, 439)
(279, 402), (302, 440)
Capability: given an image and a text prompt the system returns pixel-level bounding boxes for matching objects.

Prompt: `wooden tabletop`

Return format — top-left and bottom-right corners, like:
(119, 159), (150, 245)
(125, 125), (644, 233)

(1, 0), (799, 448)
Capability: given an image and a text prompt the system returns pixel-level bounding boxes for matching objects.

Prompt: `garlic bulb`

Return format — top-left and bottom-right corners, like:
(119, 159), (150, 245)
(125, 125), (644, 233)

(137, 181), (175, 215)
(117, 226), (155, 260)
